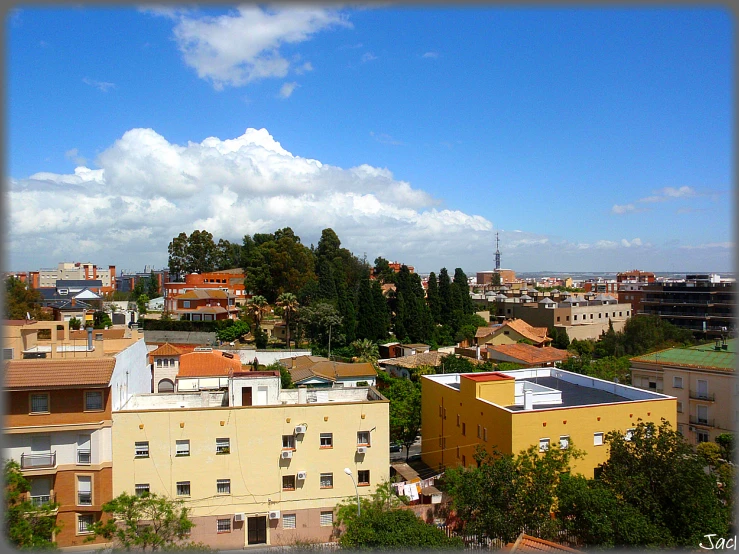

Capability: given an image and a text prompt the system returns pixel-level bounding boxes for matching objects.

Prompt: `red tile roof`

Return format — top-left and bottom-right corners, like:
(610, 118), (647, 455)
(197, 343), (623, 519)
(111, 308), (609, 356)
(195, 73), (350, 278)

(499, 319), (551, 344)
(510, 533), (583, 553)
(486, 344), (570, 365)
(150, 343), (183, 356)
(178, 350), (242, 377)
(461, 372), (514, 382)
(5, 358), (116, 389)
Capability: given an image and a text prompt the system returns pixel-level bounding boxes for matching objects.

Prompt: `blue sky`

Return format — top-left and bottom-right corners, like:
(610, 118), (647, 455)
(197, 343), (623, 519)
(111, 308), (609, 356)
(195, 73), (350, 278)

(6, 6), (734, 275)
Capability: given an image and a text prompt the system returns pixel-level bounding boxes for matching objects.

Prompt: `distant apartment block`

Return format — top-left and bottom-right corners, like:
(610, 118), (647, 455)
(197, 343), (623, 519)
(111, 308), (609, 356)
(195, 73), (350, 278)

(630, 338), (736, 445)
(476, 269), (516, 285)
(112, 373), (389, 548)
(641, 274), (735, 338)
(30, 262), (116, 293)
(617, 269), (655, 284)
(422, 369), (675, 478)
(164, 269), (247, 313)
(116, 267), (169, 294)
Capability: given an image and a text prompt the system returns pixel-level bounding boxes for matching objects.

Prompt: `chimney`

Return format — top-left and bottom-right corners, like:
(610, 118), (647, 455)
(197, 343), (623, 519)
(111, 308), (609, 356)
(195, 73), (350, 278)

(298, 385), (307, 404)
(523, 388), (534, 411)
(86, 326), (93, 351)
(476, 345), (480, 361)
(71, 298), (76, 307)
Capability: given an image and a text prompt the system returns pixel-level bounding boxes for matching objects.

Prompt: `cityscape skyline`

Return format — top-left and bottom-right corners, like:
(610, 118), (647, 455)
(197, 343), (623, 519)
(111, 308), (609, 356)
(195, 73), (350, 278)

(7, 6), (733, 274)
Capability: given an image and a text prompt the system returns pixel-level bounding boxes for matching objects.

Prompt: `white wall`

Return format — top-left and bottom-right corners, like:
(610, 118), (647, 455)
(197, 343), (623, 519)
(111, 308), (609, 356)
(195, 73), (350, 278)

(220, 349), (312, 366)
(5, 427), (112, 466)
(112, 339), (151, 411)
(229, 376), (281, 406)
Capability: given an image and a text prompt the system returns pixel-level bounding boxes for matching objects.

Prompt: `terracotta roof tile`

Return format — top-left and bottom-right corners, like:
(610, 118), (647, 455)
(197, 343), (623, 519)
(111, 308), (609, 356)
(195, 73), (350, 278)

(500, 319), (551, 344)
(5, 358), (116, 389)
(70, 328), (126, 340)
(286, 357), (377, 383)
(150, 343), (183, 356)
(511, 534), (583, 554)
(381, 351), (449, 369)
(177, 289), (228, 300)
(486, 344), (570, 365)
(177, 350), (242, 377)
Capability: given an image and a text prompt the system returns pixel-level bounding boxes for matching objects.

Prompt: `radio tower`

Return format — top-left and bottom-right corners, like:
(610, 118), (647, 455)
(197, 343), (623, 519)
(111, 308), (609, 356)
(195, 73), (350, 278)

(494, 232), (501, 271)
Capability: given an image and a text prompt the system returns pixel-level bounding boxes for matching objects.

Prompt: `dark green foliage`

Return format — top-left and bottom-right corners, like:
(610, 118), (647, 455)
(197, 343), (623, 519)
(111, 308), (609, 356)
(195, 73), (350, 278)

(335, 482), (462, 550)
(298, 302), (343, 348)
(438, 268), (452, 322)
(140, 317), (240, 333)
(5, 459), (61, 550)
(549, 327), (570, 350)
(93, 310), (112, 329)
(392, 266), (433, 343)
(269, 362), (295, 389)
(384, 378), (422, 461)
(136, 294), (150, 315)
(427, 272), (441, 323)
(4, 276), (47, 320)
(216, 319), (250, 342)
(254, 325), (268, 349)
(451, 268), (473, 315)
(68, 317), (82, 330)
(373, 257), (395, 284)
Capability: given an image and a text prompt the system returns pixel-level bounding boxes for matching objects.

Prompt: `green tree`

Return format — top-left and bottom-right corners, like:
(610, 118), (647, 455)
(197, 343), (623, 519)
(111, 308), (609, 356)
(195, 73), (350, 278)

(351, 338), (380, 366)
(598, 420), (731, 547)
(371, 279), (391, 340)
(244, 295), (269, 328)
(355, 276), (377, 341)
(383, 378), (422, 461)
(4, 276), (46, 320)
(92, 311), (112, 329)
(276, 292), (299, 348)
(86, 491), (211, 551)
(298, 302), (343, 348)
(444, 443), (582, 544)
(268, 361), (295, 389)
(373, 257), (395, 284)
(215, 238), (244, 270)
(5, 459), (61, 550)
(68, 317), (82, 330)
(184, 230), (217, 274)
(216, 320), (250, 343)
(167, 232), (188, 281)
(137, 294), (150, 315)
(334, 481), (462, 550)
(438, 268), (453, 322)
(549, 327), (570, 350)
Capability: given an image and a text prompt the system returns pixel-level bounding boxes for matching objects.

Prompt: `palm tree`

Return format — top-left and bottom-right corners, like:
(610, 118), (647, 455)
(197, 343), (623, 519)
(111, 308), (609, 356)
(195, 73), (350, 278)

(351, 338), (380, 366)
(244, 295), (269, 329)
(276, 293), (299, 348)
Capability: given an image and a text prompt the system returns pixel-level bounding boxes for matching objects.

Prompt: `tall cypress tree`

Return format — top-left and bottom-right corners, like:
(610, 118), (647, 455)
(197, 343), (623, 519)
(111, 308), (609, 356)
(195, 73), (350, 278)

(438, 268), (452, 322)
(427, 272), (441, 324)
(453, 268), (474, 315)
(371, 279), (391, 340)
(355, 276), (376, 340)
(317, 260), (338, 303)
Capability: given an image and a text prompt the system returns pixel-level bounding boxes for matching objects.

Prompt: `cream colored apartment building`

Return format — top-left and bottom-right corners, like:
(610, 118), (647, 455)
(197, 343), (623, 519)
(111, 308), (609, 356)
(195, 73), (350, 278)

(630, 338), (736, 445)
(112, 375), (389, 549)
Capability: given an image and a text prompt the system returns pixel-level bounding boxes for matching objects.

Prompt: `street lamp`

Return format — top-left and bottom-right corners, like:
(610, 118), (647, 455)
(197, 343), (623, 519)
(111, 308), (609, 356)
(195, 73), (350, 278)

(344, 467), (360, 517)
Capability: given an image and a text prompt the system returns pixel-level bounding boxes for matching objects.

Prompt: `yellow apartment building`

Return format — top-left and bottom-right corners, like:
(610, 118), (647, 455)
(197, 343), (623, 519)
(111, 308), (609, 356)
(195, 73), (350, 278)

(112, 375), (389, 549)
(421, 369), (675, 478)
(630, 338), (736, 445)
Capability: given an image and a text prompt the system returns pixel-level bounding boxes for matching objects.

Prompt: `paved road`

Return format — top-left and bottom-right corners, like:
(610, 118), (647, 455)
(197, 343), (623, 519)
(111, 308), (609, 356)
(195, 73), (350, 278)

(390, 437), (421, 462)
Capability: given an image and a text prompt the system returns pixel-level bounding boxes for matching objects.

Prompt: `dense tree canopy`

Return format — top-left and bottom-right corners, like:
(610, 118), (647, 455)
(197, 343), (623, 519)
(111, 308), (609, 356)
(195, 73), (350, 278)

(4, 277), (49, 320)
(5, 460), (60, 550)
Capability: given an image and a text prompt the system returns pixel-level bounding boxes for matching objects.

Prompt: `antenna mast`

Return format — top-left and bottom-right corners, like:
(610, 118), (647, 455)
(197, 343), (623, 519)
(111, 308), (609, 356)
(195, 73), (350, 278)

(495, 232), (501, 271)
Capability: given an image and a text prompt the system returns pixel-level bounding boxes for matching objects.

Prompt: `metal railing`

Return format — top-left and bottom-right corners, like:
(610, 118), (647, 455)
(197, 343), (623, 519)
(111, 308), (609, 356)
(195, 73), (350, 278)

(20, 452), (56, 470)
(78, 492), (93, 506)
(689, 416), (715, 428)
(77, 449), (91, 464)
(30, 493), (55, 507)
(689, 391), (716, 402)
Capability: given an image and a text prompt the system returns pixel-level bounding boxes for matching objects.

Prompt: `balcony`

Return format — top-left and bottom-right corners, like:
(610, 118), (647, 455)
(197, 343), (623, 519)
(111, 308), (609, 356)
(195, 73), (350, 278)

(20, 452), (56, 470)
(30, 492), (55, 507)
(689, 416), (715, 428)
(689, 391), (716, 402)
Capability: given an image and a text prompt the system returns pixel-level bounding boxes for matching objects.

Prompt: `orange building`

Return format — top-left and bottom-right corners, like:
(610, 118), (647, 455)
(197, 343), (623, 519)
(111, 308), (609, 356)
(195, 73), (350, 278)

(164, 269), (247, 313)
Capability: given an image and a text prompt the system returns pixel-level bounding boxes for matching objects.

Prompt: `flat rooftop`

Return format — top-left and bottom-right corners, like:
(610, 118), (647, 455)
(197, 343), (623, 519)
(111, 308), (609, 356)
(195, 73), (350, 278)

(507, 376), (629, 411)
(631, 339), (736, 371)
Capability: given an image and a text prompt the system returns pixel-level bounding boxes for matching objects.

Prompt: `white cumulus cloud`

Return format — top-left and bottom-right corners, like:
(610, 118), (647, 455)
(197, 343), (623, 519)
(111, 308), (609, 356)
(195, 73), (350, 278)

(279, 82), (298, 98)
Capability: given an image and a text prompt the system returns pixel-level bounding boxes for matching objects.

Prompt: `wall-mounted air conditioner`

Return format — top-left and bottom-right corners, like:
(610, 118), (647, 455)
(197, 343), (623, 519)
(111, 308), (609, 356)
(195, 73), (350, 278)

(281, 450), (293, 459)
(297, 471), (307, 480)
(357, 446), (368, 454)
(294, 424), (307, 434)
(268, 510), (281, 520)
(234, 513), (245, 522)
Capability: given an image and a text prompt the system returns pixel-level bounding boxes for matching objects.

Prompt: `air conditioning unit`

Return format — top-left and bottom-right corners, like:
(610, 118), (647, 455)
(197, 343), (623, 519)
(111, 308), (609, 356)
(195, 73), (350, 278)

(294, 424), (307, 435)
(268, 510), (281, 520)
(234, 513), (245, 522)
(281, 450), (293, 459)
(297, 471), (307, 480)
(357, 446), (368, 454)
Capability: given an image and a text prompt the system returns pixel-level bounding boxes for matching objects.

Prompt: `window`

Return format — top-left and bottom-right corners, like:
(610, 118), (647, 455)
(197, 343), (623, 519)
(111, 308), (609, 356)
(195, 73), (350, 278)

(477, 424), (481, 438)
(462, 423), (466, 436)
(282, 435), (295, 450)
(673, 376), (683, 389)
(626, 311), (630, 316)
(320, 433), (333, 448)
(183, 301), (190, 308)
(539, 438), (550, 452)
(216, 438), (230, 454)
(320, 473), (333, 489)
(77, 476), (92, 505)
(648, 381), (657, 391)
(357, 431), (370, 446)
(78, 514), (94, 534)
(3, 348), (13, 360)
(169, 358), (175, 366)
(282, 475), (296, 491)
(594, 432), (604, 446)
(566, 316), (569, 321)
(483, 428), (488, 442)
(677, 401), (683, 413)
(135, 442), (149, 458)
(217, 518), (231, 533)
(176, 440), (190, 457)
(135, 484), (150, 497)
(590, 314), (593, 319)
(556, 317), (560, 322)
(358, 470), (370, 486)
(283, 514), (297, 529)
(619, 312), (622, 317)
(77, 434), (91, 464)
(677, 424), (684, 436)
(697, 430), (710, 443)
(599, 313), (602, 318)
(462, 454), (466, 466)
(559, 435), (569, 450)
(456, 414), (460, 427)
(320, 511), (333, 526)
(217, 479), (231, 494)
(697, 405), (709, 424)
(456, 445), (460, 458)
(625, 429), (635, 442)
(574, 315), (577, 321)
(176, 481), (190, 496)
(156, 359), (162, 367)
(30, 393), (49, 414)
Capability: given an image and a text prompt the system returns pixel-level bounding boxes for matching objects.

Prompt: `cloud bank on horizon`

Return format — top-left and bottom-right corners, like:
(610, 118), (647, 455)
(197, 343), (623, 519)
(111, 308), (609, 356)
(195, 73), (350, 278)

(9, 127), (732, 274)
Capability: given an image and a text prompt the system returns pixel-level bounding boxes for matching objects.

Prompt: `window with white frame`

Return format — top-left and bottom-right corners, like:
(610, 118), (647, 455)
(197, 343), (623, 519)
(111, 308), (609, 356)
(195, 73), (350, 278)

(282, 435), (295, 450)
(320, 511), (333, 526)
(697, 430), (710, 443)
(77, 476), (92, 505)
(673, 376), (683, 389)
(135, 484), (150, 496)
(283, 514), (297, 529)
(30, 393), (49, 414)
(559, 436), (569, 450)
(357, 431), (370, 446)
(77, 434), (91, 464)
(625, 428), (635, 442)
(216, 479), (230, 494)
(320, 473), (333, 488)
(78, 514), (94, 534)
(176, 440), (190, 457)
(320, 433), (333, 448)
(216, 438), (230, 454)
(217, 518), (231, 533)
(176, 481), (190, 496)
(539, 438), (550, 452)
(594, 432), (604, 446)
(135, 442), (149, 458)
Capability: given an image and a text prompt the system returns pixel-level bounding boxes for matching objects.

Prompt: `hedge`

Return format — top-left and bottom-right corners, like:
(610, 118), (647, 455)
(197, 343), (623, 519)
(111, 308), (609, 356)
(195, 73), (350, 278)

(138, 318), (238, 332)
